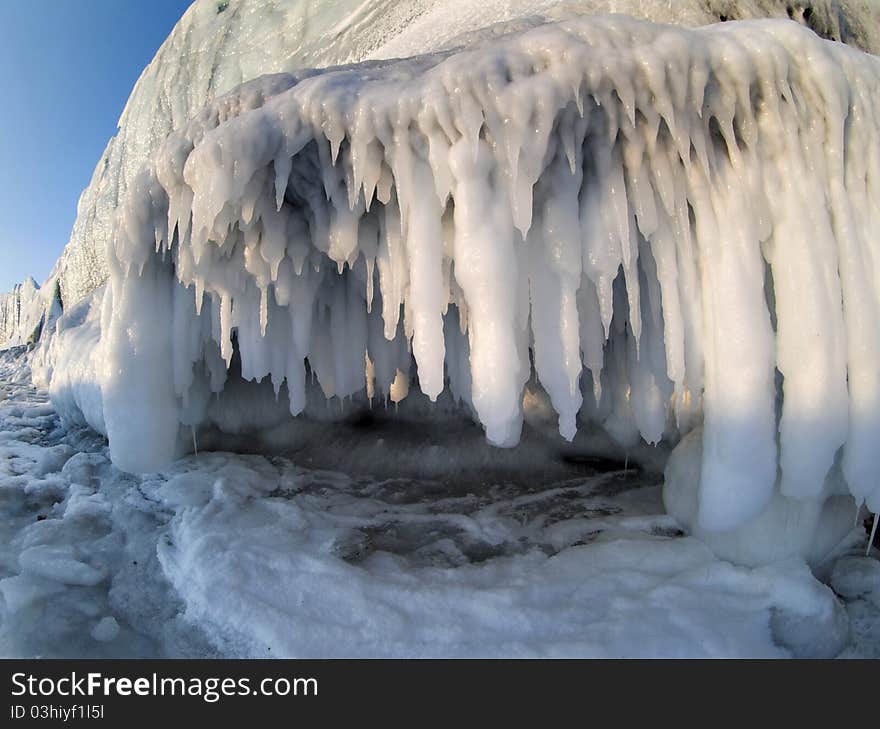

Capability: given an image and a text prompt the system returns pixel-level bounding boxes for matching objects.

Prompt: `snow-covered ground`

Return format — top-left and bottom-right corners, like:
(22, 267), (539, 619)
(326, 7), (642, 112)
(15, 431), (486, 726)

(2, 347), (877, 657)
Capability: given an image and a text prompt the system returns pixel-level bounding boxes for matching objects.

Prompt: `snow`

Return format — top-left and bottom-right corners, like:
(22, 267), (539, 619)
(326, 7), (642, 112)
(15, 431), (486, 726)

(0, 349), (216, 657)
(157, 466), (851, 658)
(1, 349), (876, 657)
(91, 616), (120, 642)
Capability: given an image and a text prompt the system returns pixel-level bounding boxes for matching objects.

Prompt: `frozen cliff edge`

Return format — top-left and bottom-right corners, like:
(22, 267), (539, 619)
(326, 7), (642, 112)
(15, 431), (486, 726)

(71, 13), (876, 563)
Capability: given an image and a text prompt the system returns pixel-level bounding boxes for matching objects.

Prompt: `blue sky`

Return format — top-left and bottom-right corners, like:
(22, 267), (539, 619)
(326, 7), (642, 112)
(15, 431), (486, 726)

(0, 0), (193, 293)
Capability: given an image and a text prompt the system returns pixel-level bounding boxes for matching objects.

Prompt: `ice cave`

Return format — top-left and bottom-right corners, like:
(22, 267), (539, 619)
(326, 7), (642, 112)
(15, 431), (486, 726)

(2, 0), (880, 658)
(100, 10), (880, 550)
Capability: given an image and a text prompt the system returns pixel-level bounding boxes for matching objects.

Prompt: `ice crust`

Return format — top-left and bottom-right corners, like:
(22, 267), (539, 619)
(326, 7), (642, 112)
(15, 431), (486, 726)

(99, 15), (880, 538)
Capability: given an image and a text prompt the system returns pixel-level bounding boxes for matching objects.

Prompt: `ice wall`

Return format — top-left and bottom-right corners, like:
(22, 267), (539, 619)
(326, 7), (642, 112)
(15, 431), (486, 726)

(102, 15), (880, 540)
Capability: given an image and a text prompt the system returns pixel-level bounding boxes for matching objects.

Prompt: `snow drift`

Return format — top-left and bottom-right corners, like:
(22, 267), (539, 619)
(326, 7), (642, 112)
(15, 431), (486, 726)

(95, 12), (880, 553)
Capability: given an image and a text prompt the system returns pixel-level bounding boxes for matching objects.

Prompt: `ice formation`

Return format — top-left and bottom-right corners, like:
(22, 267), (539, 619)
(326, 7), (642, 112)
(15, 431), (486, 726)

(0, 0), (877, 576)
(93, 11), (880, 547)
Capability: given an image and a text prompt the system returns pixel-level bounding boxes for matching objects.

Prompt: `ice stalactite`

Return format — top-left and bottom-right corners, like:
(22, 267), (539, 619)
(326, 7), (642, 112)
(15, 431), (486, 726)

(103, 15), (880, 535)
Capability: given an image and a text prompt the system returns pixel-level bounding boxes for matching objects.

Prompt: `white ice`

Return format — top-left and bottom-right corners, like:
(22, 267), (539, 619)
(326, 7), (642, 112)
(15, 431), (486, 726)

(89, 14), (880, 551)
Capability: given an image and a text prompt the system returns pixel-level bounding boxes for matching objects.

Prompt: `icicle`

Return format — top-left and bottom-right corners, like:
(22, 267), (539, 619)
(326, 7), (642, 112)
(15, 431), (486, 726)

(403, 158), (446, 400)
(449, 136), (525, 446)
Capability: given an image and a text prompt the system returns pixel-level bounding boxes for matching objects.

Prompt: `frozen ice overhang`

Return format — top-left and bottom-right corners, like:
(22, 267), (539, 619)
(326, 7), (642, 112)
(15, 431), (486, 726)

(104, 15), (880, 532)
(42, 0), (880, 313)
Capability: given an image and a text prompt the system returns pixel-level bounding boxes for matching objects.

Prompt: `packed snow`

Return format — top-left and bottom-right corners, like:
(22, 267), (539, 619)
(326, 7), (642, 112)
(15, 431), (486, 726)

(2, 350), (877, 657)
